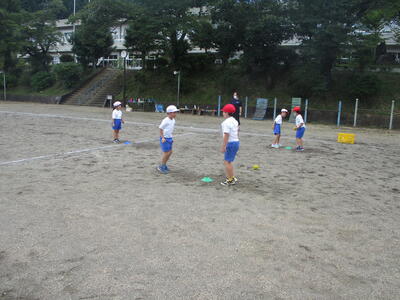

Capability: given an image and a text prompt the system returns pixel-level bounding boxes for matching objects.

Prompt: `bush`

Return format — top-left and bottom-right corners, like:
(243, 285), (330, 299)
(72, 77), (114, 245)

(60, 54), (74, 63)
(53, 62), (83, 88)
(31, 71), (55, 91)
(347, 73), (381, 105)
(289, 64), (327, 98)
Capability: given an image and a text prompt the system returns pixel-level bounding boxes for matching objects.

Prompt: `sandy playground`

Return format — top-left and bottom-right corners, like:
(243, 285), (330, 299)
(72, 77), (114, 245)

(0, 101), (400, 299)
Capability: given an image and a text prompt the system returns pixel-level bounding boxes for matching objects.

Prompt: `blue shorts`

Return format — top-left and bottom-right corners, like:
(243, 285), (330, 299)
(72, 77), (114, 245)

(160, 137), (173, 152)
(224, 141), (240, 162)
(273, 124), (281, 135)
(112, 119), (122, 130)
(296, 127), (306, 138)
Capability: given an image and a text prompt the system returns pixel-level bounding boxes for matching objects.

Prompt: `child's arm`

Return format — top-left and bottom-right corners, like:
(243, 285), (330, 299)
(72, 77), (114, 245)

(160, 129), (165, 143)
(272, 121), (276, 129)
(221, 133), (229, 153)
(112, 118), (115, 127)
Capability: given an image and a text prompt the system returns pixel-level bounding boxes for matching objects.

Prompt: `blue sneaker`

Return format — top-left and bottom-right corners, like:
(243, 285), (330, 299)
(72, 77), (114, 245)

(164, 165), (170, 171)
(157, 165), (168, 174)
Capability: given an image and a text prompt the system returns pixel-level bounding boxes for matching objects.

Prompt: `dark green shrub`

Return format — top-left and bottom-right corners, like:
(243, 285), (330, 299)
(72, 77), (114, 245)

(31, 71), (55, 91)
(347, 73), (381, 104)
(53, 62), (83, 88)
(60, 54), (74, 63)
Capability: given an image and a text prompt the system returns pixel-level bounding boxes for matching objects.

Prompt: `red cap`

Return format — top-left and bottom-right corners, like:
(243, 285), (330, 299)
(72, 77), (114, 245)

(221, 104), (236, 113)
(292, 106), (301, 112)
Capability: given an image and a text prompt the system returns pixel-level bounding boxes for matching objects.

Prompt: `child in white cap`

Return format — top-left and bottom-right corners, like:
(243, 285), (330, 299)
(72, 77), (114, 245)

(112, 101), (124, 143)
(157, 105), (179, 174)
(271, 108), (288, 148)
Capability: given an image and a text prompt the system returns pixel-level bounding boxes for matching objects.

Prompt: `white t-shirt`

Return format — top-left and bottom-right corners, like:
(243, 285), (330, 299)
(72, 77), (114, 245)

(159, 117), (175, 138)
(274, 115), (282, 125)
(112, 109), (122, 119)
(296, 114), (306, 128)
(221, 117), (239, 142)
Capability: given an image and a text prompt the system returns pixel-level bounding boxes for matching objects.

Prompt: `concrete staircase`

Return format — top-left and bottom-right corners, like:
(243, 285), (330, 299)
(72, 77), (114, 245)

(63, 68), (122, 107)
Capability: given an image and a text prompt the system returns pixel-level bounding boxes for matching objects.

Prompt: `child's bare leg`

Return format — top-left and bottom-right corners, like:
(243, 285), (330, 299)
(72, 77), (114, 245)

(276, 134), (281, 144)
(299, 139), (303, 147)
(162, 151), (172, 165)
(272, 135), (278, 145)
(296, 138), (301, 147)
(113, 130), (118, 140)
(224, 161), (234, 178)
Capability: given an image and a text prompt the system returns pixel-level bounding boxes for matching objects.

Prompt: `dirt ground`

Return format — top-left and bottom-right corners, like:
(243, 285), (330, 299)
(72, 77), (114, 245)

(1, 101), (399, 300)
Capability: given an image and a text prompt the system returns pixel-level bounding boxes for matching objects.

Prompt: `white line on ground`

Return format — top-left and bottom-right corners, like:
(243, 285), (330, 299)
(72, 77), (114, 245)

(0, 132), (193, 166)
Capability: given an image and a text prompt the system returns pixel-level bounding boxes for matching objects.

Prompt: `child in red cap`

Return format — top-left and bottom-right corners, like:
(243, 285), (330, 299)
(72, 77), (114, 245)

(292, 106), (306, 151)
(220, 104), (240, 186)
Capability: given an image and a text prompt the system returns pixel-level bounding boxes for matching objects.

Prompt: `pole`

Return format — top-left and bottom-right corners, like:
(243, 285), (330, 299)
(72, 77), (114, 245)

(2, 72), (6, 101)
(245, 96), (248, 118)
(304, 99), (308, 123)
(389, 100), (395, 130)
(353, 98), (359, 127)
(337, 101), (342, 127)
(123, 57), (126, 107)
(217, 95), (221, 117)
(273, 97), (277, 120)
(177, 71), (181, 107)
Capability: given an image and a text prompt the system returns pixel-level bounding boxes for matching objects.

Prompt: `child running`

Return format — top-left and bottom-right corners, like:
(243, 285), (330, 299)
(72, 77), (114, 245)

(292, 106), (306, 151)
(157, 105), (179, 174)
(220, 104), (240, 186)
(271, 108), (288, 148)
(112, 101), (124, 143)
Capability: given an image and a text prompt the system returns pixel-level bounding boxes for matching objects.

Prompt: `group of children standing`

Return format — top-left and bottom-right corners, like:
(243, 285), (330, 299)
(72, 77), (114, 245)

(111, 101), (306, 186)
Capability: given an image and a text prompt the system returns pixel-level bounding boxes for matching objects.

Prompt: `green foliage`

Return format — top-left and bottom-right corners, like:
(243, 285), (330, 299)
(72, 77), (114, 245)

(53, 62), (83, 88)
(71, 0), (128, 67)
(289, 64), (328, 99)
(31, 71), (55, 91)
(347, 73), (381, 104)
(60, 54), (74, 63)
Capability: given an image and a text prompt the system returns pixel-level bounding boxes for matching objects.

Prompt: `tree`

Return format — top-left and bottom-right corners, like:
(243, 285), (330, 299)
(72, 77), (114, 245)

(124, 6), (162, 69)
(20, 0), (65, 72)
(241, 0), (293, 74)
(190, 18), (215, 53)
(131, 0), (199, 69)
(0, 0), (23, 72)
(211, 0), (252, 64)
(71, 0), (129, 68)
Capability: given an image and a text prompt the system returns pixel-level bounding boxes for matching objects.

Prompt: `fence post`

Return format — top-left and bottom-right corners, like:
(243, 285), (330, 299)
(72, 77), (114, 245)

(217, 95), (221, 117)
(304, 98), (309, 123)
(353, 98), (359, 127)
(337, 101), (342, 127)
(245, 96), (248, 118)
(273, 97), (277, 120)
(389, 100), (395, 130)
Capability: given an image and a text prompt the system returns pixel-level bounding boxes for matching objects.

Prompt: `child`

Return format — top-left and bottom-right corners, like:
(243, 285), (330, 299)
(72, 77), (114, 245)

(292, 106), (306, 151)
(157, 105), (179, 174)
(220, 104), (240, 186)
(271, 108), (288, 148)
(112, 101), (124, 143)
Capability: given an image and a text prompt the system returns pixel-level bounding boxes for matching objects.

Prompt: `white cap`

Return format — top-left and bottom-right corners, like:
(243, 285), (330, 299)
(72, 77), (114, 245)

(166, 105), (179, 113)
(113, 101), (122, 107)
(281, 108), (288, 113)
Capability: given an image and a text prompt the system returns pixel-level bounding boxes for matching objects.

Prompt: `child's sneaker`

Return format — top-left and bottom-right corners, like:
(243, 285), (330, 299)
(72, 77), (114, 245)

(164, 165), (170, 171)
(157, 165), (168, 174)
(233, 176), (238, 182)
(113, 139), (118, 143)
(271, 144), (279, 148)
(296, 146), (304, 152)
(220, 178), (236, 186)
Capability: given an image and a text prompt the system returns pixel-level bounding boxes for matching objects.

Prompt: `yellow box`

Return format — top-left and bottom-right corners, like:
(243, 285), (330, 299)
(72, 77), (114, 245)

(337, 133), (355, 144)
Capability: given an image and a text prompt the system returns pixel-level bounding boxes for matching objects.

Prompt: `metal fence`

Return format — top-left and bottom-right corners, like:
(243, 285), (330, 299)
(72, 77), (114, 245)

(211, 96), (400, 130)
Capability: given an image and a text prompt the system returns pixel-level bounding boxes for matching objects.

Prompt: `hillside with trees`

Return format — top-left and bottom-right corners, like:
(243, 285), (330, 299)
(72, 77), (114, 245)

(1, 0), (399, 108)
